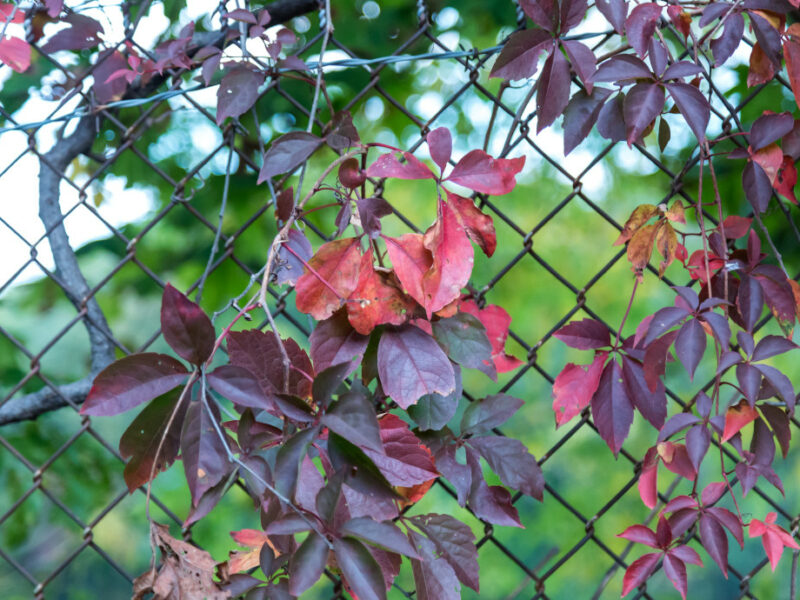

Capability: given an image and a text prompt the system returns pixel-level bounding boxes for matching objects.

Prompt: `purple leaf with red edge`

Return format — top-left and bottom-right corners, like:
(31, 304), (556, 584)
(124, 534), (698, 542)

(663, 552), (692, 600)
(309, 309), (369, 375)
(228, 330), (313, 399)
(366, 151), (434, 180)
(595, 0), (627, 33)
(563, 88), (612, 154)
(625, 3), (662, 57)
(161, 284), (215, 365)
(592, 55), (652, 82)
(621, 552), (660, 596)
(622, 355), (666, 429)
(623, 82), (665, 146)
(445, 150), (526, 196)
(711, 13), (744, 66)
(119, 388), (187, 492)
(216, 67), (265, 125)
(257, 132), (324, 183)
(334, 537), (387, 600)
(591, 359), (634, 455)
(410, 513), (479, 591)
(427, 127), (452, 173)
(181, 399), (230, 506)
(666, 83), (709, 142)
(409, 530), (461, 600)
(554, 318), (611, 349)
(288, 532), (329, 597)
(81, 353), (189, 416)
(552, 352), (606, 427)
(489, 28), (553, 81)
(562, 40), (596, 93)
(469, 436), (544, 500)
(674, 318), (706, 380)
(41, 14), (103, 53)
(618, 524), (659, 547)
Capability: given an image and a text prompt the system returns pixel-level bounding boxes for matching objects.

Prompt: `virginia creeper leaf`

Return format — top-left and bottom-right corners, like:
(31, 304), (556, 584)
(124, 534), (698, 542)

(161, 283), (215, 365)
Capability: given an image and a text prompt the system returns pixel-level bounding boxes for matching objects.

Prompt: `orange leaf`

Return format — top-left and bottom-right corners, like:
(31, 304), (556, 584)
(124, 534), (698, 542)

(747, 43), (777, 87)
(721, 399), (758, 442)
(295, 237), (362, 320)
(614, 204), (658, 246)
(627, 223), (659, 273)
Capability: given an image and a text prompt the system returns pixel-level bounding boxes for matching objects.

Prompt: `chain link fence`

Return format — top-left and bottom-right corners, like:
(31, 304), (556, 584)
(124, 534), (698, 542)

(1, 0), (799, 598)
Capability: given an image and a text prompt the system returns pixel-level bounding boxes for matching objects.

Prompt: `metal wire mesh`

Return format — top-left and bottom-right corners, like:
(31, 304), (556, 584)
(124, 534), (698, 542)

(1, 1), (799, 599)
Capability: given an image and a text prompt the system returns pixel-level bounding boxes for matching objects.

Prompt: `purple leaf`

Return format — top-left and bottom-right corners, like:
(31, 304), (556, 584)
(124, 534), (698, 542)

(673, 286), (699, 310)
(750, 12), (782, 67)
(662, 61), (704, 80)
(325, 110), (360, 151)
(622, 355), (666, 429)
(334, 537), (387, 600)
(738, 330), (755, 357)
(648, 38), (668, 76)
(562, 40), (596, 93)
(469, 436), (544, 500)
(618, 524), (658, 547)
(288, 532), (329, 596)
(520, 0), (558, 32)
(93, 50), (129, 103)
(356, 196), (393, 239)
(119, 389), (187, 492)
(322, 388), (383, 453)
(670, 544), (703, 566)
(432, 313), (496, 380)
(700, 2), (733, 26)
(81, 353), (189, 416)
(216, 67), (265, 125)
(742, 161), (773, 213)
(666, 82), (709, 141)
(750, 112), (795, 151)
(592, 55), (652, 82)
(711, 13), (744, 66)
(752, 335), (797, 361)
(663, 554), (689, 599)
(760, 404), (791, 457)
(736, 363), (762, 407)
(341, 517), (420, 558)
(377, 325), (455, 409)
(674, 318), (706, 380)
(708, 506), (744, 548)
(737, 274), (764, 332)
(207, 365), (274, 411)
(658, 412), (701, 442)
(560, 0), (588, 32)
(686, 424), (711, 471)
(181, 399), (230, 506)
(41, 14), (103, 53)
(465, 449), (522, 526)
(274, 427), (317, 500)
(537, 47), (571, 133)
(597, 92), (627, 141)
(595, 0), (627, 33)
(754, 364), (796, 411)
(427, 127), (452, 173)
(461, 393), (523, 435)
(275, 228), (312, 286)
(623, 82), (665, 146)
(228, 330), (313, 399)
(700, 312), (730, 349)
(625, 3), (662, 57)
(410, 514), (479, 591)
(554, 318), (611, 349)
(643, 330), (678, 391)
(644, 306), (690, 346)
(161, 283), (215, 365)
(363, 415), (438, 487)
(563, 88), (612, 154)
(257, 132), (324, 183)
(591, 359), (634, 455)
(408, 365), (462, 431)
(311, 361), (352, 409)
(409, 530), (461, 600)
(309, 309), (369, 375)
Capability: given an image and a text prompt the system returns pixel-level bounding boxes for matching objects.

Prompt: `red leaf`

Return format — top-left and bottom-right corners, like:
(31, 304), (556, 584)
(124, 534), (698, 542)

(445, 150), (525, 195)
(785, 36), (800, 112)
(92, 50), (129, 103)
(383, 233), (433, 308)
(0, 36), (30, 72)
(421, 198), (473, 316)
(662, 553), (689, 600)
(216, 66), (265, 125)
(295, 237), (361, 321)
(591, 359), (634, 455)
(749, 512), (800, 571)
(618, 524), (659, 548)
(552, 352), (606, 427)
(638, 447), (659, 508)
(161, 284), (215, 365)
(446, 189), (497, 257)
(775, 155), (798, 204)
(347, 250), (416, 334)
(721, 216), (752, 239)
(81, 353), (189, 416)
(377, 325), (455, 409)
(459, 299), (523, 372)
(748, 42), (777, 87)
(366, 151), (434, 180)
(427, 127), (452, 173)
(721, 399), (758, 442)
(621, 552), (660, 596)
(0, 4), (25, 23)
(362, 414), (438, 487)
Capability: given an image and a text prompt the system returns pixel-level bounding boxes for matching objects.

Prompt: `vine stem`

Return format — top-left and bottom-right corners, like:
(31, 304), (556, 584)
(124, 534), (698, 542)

(613, 277), (640, 350)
